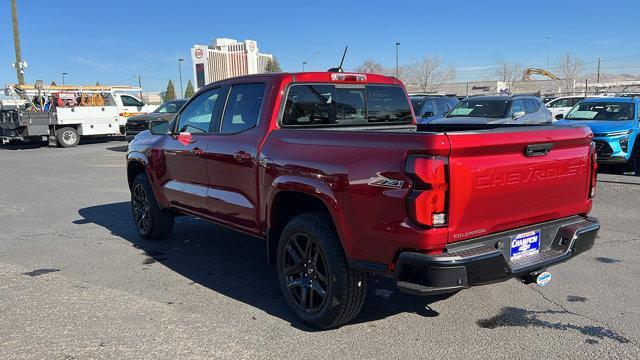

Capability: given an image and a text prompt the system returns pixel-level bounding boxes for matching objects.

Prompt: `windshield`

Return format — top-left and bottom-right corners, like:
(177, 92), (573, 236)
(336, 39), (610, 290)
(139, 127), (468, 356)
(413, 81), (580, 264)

(154, 100), (187, 113)
(446, 99), (509, 118)
(565, 102), (635, 121)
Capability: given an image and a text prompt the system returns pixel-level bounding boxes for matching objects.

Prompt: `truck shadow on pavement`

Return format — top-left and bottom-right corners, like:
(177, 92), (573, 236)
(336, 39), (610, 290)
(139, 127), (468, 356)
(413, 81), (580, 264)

(76, 201), (453, 331)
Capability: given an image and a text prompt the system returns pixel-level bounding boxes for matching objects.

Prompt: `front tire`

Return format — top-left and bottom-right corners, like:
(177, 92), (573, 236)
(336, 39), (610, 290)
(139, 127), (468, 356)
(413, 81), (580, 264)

(131, 173), (174, 240)
(277, 213), (367, 329)
(56, 127), (80, 147)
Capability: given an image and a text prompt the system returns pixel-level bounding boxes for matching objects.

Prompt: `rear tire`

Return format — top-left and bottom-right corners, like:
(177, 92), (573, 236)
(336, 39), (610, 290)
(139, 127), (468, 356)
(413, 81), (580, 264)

(131, 173), (174, 240)
(56, 127), (79, 148)
(277, 213), (367, 329)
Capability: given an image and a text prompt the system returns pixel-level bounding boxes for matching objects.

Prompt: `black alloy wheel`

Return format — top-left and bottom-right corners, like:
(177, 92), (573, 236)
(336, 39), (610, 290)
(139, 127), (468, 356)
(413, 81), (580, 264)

(282, 232), (329, 314)
(132, 182), (150, 233)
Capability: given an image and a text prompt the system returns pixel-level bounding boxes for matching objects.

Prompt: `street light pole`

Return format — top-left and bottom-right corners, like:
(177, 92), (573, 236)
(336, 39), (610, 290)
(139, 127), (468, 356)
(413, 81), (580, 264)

(178, 58), (184, 98)
(134, 74), (143, 101)
(303, 61), (307, 72)
(395, 42), (400, 78)
(11, 0), (25, 85)
(545, 35), (551, 73)
(62, 72), (67, 85)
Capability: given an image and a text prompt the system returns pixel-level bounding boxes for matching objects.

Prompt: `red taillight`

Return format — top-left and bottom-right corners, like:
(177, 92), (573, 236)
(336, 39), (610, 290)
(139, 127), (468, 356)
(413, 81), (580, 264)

(405, 155), (448, 227)
(589, 142), (598, 198)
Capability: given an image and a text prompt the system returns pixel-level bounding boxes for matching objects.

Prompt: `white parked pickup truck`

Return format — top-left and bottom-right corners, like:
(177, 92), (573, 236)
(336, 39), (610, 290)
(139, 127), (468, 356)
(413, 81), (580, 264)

(1, 84), (157, 147)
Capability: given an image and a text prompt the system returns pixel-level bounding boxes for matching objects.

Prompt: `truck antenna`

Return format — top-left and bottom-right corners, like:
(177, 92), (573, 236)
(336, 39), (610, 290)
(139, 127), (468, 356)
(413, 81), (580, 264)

(328, 46), (348, 72)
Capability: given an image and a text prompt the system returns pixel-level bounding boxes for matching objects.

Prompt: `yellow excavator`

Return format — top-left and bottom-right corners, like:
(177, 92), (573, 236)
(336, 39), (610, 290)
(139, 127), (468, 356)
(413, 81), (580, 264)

(522, 68), (560, 81)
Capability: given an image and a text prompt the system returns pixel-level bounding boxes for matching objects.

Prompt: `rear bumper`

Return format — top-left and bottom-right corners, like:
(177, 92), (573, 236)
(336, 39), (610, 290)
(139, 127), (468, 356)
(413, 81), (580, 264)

(395, 216), (599, 296)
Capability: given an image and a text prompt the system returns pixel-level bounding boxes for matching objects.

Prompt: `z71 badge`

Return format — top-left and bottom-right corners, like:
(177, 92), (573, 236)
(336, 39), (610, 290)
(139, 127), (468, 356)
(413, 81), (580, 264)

(368, 176), (404, 189)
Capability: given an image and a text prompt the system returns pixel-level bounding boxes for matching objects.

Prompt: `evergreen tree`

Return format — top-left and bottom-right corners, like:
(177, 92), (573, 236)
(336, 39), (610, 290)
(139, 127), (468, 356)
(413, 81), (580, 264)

(50, 81), (57, 86)
(184, 80), (195, 98)
(264, 57), (282, 73)
(164, 80), (176, 101)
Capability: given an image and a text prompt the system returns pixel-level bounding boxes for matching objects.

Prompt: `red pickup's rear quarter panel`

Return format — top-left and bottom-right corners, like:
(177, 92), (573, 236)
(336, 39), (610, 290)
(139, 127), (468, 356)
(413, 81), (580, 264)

(261, 130), (450, 267)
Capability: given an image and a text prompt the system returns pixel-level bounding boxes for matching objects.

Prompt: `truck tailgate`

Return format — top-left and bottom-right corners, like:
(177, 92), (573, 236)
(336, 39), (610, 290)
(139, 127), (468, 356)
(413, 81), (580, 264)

(445, 126), (593, 243)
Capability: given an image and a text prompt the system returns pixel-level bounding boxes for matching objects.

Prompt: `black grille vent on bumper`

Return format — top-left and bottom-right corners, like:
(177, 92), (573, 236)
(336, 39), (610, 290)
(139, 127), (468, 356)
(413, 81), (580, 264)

(594, 140), (613, 158)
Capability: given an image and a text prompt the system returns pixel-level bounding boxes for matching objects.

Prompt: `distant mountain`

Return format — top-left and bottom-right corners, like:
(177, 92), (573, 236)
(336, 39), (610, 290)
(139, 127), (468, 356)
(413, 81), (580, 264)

(584, 73), (640, 82)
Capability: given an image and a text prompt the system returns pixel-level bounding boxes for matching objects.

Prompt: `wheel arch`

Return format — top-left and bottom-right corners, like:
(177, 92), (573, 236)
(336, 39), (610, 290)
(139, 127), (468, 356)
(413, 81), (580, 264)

(265, 176), (347, 266)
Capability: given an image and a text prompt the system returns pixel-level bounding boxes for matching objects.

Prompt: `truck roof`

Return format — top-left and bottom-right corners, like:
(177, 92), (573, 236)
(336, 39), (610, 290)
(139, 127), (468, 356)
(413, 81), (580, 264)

(581, 96), (636, 103)
(201, 72), (403, 88)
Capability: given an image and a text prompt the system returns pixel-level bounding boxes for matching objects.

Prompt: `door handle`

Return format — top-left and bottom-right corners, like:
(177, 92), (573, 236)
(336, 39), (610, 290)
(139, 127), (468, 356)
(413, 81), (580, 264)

(233, 151), (252, 161)
(525, 143), (554, 157)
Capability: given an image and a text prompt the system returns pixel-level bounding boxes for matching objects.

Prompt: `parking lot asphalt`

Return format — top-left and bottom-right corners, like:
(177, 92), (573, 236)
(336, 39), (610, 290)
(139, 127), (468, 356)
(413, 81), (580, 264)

(1, 140), (639, 360)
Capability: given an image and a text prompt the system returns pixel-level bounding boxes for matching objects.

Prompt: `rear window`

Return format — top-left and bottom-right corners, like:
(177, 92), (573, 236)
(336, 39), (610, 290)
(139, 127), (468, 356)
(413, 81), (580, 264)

(282, 84), (412, 127)
(447, 99), (510, 118)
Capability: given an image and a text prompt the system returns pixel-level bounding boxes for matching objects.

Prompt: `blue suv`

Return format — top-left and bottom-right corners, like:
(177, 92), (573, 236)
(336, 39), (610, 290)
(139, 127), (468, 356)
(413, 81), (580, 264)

(556, 97), (639, 173)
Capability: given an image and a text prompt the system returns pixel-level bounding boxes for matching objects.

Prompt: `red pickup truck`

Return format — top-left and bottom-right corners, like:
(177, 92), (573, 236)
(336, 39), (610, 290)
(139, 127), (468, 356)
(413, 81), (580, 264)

(126, 72), (600, 329)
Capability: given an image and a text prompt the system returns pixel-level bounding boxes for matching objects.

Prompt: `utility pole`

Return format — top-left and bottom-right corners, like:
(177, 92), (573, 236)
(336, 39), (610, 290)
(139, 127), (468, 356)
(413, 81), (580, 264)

(11, 0), (25, 85)
(178, 58), (184, 98)
(545, 35), (551, 73)
(395, 42), (401, 78)
(596, 58), (601, 83)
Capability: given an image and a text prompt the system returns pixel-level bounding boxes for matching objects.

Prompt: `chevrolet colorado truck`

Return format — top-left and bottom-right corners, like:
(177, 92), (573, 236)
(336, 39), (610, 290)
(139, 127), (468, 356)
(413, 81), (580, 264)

(126, 72), (600, 329)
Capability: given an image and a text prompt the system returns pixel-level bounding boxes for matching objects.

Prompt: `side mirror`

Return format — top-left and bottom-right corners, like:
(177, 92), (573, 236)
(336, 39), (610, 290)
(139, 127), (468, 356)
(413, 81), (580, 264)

(555, 113), (564, 120)
(422, 111), (435, 118)
(512, 111), (526, 119)
(149, 120), (169, 135)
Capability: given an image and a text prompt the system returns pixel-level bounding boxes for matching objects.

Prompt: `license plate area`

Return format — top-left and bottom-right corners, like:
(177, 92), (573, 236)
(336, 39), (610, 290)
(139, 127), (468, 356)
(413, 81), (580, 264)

(510, 230), (541, 260)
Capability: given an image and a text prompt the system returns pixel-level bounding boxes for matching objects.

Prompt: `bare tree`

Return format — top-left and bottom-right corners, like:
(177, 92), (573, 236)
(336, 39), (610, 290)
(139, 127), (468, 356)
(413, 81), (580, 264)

(556, 53), (583, 94)
(495, 61), (524, 94)
(355, 60), (385, 74)
(404, 55), (456, 93)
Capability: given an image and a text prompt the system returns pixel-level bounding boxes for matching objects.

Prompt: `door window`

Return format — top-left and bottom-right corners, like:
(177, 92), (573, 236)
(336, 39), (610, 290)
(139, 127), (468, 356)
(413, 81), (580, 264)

(121, 95), (143, 107)
(549, 98), (571, 108)
(524, 99), (538, 113)
(220, 83), (266, 133)
(176, 88), (221, 133)
(510, 99), (525, 115)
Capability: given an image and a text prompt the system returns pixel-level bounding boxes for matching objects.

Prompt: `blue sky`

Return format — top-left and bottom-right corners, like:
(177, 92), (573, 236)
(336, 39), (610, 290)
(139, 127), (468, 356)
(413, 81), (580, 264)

(2, 0), (640, 93)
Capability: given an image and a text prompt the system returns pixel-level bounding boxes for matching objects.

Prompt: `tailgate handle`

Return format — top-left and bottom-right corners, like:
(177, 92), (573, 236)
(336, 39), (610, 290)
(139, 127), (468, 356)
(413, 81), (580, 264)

(525, 143), (553, 157)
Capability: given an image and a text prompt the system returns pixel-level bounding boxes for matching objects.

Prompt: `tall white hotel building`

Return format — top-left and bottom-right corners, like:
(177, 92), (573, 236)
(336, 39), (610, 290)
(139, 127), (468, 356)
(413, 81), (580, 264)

(191, 38), (273, 89)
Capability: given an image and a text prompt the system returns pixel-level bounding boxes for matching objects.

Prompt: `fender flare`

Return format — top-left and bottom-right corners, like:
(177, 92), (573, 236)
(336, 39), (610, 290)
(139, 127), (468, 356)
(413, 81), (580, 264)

(126, 153), (169, 208)
(264, 175), (351, 263)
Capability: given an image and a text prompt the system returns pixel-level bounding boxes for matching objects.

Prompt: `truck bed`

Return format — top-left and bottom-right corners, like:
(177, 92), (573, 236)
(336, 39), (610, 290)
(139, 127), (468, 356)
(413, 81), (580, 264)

(261, 124), (594, 265)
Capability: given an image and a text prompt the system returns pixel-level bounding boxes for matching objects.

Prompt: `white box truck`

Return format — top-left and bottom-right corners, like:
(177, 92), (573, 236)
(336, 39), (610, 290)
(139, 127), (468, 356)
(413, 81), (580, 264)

(1, 84), (157, 147)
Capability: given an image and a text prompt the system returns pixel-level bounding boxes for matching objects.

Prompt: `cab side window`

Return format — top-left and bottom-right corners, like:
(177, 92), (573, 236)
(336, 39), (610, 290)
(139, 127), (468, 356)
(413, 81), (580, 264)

(510, 99), (525, 115)
(220, 83), (266, 133)
(550, 98), (571, 108)
(121, 95), (143, 107)
(176, 88), (221, 134)
(524, 99), (538, 113)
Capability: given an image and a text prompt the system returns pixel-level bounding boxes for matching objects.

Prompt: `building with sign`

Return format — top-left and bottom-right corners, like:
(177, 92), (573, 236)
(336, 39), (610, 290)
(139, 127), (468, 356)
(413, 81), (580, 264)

(191, 38), (273, 89)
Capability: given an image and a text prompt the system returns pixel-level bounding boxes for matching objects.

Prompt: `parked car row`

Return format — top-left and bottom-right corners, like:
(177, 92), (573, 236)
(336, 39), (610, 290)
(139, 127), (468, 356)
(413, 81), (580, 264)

(410, 94), (553, 125)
